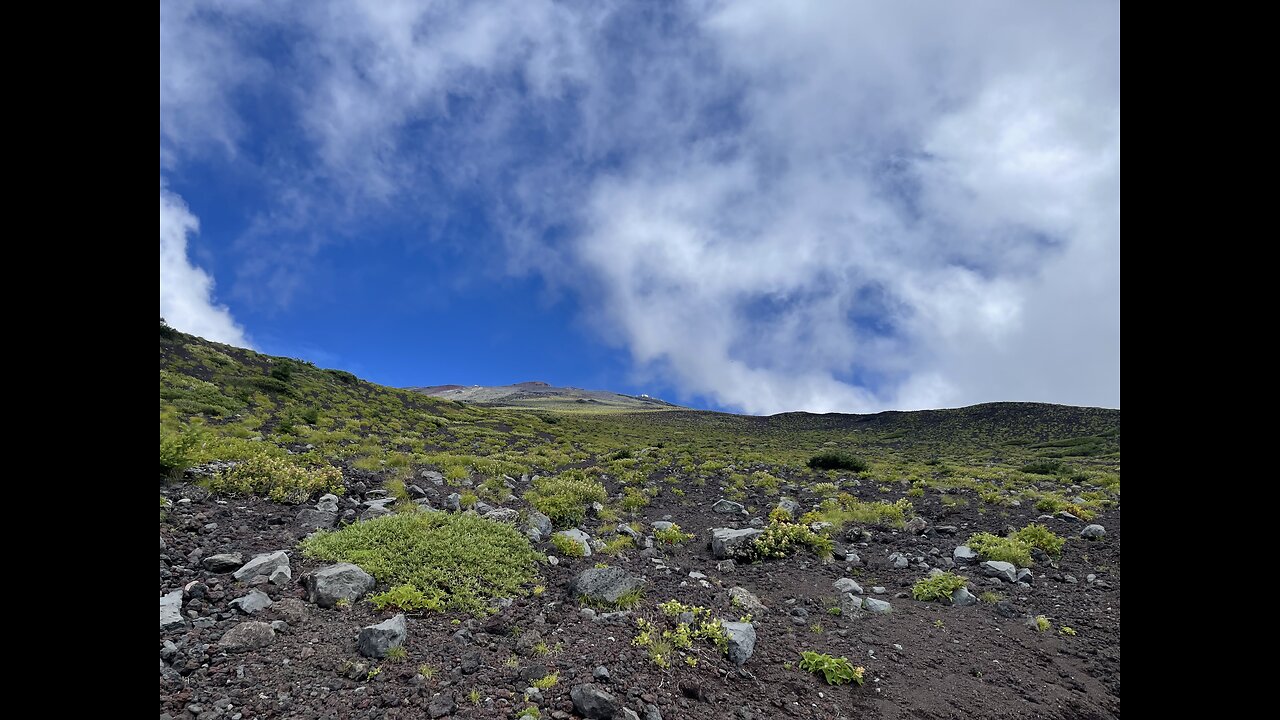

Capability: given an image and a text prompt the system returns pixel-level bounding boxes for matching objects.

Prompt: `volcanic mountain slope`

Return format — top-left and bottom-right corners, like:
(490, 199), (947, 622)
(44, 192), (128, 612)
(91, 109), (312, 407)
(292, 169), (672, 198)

(160, 323), (1120, 720)
(409, 381), (680, 411)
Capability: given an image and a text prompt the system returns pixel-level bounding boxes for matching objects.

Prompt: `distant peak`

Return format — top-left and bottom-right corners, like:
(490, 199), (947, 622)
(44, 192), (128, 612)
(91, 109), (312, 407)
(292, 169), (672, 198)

(513, 381), (550, 387)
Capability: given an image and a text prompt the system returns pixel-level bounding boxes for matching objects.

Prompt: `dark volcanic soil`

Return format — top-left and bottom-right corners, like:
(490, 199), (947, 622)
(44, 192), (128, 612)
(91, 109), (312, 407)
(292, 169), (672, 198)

(160, 478), (1120, 720)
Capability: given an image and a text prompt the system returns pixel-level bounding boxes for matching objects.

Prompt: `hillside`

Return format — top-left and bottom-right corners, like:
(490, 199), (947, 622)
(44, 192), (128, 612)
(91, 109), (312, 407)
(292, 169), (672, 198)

(160, 322), (1121, 720)
(408, 381), (680, 412)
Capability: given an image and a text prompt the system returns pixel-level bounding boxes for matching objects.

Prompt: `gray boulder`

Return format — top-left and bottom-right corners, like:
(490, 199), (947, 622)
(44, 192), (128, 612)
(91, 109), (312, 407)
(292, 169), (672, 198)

(950, 587), (977, 607)
(651, 521), (674, 531)
(728, 586), (769, 616)
(953, 545), (978, 564)
(317, 493), (340, 513)
(304, 563), (376, 608)
(776, 498), (801, 517)
(202, 553), (243, 573)
(160, 590), (184, 630)
(230, 590), (273, 614)
(1081, 524), (1106, 540)
(445, 493), (461, 512)
(862, 597), (893, 614)
(269, 565), (292, 586)
(297, 508), (337, 530)
(834, 578), (864, 595)
(358, 613), (407, 658)
(574, 567), (645, 605)
(218, 621), (275, 652)
(554, 529), (593, 557)
(571, 684), (621, 719)
(888, 552), (909, 569)
(711, 528), (764, 559)
(525, 510), (552, 542)
(484, 508), (520, 524)
(428, 693), (456, 718)
(233, 551), (290, 582)
(981, 561), (1018, 583)
(722, 621), (756, 665)
(713, 499), (745, 514)
(905, 517), (928, 534)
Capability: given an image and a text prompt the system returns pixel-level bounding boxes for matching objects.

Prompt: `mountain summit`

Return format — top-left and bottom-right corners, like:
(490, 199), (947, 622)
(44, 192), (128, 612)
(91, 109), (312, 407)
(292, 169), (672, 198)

(407, 381), (679, 411)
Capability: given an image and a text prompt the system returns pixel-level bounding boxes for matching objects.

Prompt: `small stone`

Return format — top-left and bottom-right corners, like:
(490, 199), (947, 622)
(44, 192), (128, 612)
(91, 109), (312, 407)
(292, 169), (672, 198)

(428, 693), (457, 718)
(358, 614), (408, 659)
(593, 665), (611, 681)
(1081, 524), (1106, 540)
(950, 587), (977, 607)
(904, 517), (928, 534)
(712, 499), (745, 514)
(888, 553), (909, 569)
(230, 590), (273, 614)
(160, 589), (185, 630)
(862, 597), (892, 614)
(304, 563), (375, 608)
(710, 528), (764, 559)
(953, 546), (978, 564)
(571, 684), (620, 719)
(723, 621), (756, 665)
(554, 529), (593, 557)
(218, 621), (275, 652)
(833, 578), (864, 595)
(728, 587), (768, 616)
(981, 560), (1018, 584)
(233, 551), (290, 582)
(203, 553), (244, 573)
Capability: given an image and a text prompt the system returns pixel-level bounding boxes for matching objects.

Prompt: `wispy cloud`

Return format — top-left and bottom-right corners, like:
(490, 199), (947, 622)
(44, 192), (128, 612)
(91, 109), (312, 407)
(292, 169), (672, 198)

(159, 0), (1119, 412)
(159, 182), (251, 347)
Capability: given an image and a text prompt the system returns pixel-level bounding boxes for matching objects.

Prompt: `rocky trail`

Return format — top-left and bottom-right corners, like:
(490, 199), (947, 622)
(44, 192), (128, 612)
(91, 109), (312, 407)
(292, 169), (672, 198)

(160, 470), (1120, 720)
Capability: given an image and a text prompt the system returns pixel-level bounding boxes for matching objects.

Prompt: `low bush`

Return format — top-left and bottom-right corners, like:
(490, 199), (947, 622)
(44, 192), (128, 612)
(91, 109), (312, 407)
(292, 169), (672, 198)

(300, 512), (542, 615)
(807, 452), (869, 472)
(208, 455), (344, 503)
(798, 651), (865, 686)
(912, 572), (969, 602)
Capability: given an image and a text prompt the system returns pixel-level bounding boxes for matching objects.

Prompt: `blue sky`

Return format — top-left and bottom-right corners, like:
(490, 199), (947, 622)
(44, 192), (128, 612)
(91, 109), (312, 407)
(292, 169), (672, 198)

(161, 1), (1120, 414)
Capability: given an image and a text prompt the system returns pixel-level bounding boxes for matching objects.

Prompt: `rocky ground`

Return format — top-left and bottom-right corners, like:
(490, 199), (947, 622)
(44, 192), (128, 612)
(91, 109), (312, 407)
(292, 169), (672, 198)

(160, 473), (1120, 720)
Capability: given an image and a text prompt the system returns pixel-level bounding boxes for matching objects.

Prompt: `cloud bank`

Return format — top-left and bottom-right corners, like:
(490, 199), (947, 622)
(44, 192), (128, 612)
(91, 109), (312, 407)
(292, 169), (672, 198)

(159, 0), (1119, 413)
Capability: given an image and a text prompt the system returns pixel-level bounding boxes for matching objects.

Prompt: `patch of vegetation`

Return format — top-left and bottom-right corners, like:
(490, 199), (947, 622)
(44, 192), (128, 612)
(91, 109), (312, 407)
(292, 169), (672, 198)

(371, 584), (441, 612)
(600, 535), (634, 555)
(748, 519), (834, 561)
(207, 455), (344, 503)
(1020, 460), (1063, 475)
(801, 495), (913, 530)
(385, 646), (407, 662)
(531, 672), (558, 689)
(1059, 626), (1077, 636)
(550, 534), (586, 558)
(798, 651), (865, 686)
(966, 532), (1033, 567)
(653, 523), (693, 546)
(523, 472), (607, 527)
(300, 512), (542, 615)
(1034, 615), (1051, 632)
(912, 572), (968, 602)
(807, 452), (869, 472)
(1012, 523), (1065, 557)
(979, 591), (1003, 604)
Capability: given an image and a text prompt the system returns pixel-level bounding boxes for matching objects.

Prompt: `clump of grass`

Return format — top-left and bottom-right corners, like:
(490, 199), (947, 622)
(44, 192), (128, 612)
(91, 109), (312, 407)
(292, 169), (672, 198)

(300, 512), (543, 615)
(979, 591), (1003, 604)
(371, 584), (443, 612)
(523, 472), (607, 527)
(912, 572), (968, 602)
(208, 454), (344, 503)
(551, 533), (586, 558)
(798, 651), (865, 686)
(1059, 626), (1077, 636)
(1012, 523), (1065, 557)
(531, 672), (558, 689)
(801, 495), (913, 530)
(654, 524), (693, 546)
(418, 664), (436, 679)
(459, 492), (479, 509)
(600, 535), (634, 556)
(385, 646), (407, 662)
(160, 427), (205, 476)
(620, 487), (651, 512)
(1034, 615), (1051, 632)
(808, 452), (868, 472)
(966, 532), (1033, 567)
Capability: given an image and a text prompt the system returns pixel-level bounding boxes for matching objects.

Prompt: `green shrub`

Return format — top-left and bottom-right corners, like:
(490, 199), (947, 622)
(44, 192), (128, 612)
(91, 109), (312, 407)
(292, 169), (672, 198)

(620, 487), (651, 512)
(1034, 615), (1051, 632)
(965, 532), (1032, 567)
(912, 572), (968, 602)
(600, 536), (634, 555)
(551, 534), (586, 558)
(300, 512), (543, 615)
(1020, 460), (1062, 475)
(208, 455), (344, 503)
(371, 584), (443, 612)
(748, 520), (833, 561)
(524, 472), (607, 527)
(654, 524), (693, 546)
(1012, 523), (1065, 557)
(798, 651), (864, 686)
(160, 427), (204, 475)
(807, 452), (868, 472)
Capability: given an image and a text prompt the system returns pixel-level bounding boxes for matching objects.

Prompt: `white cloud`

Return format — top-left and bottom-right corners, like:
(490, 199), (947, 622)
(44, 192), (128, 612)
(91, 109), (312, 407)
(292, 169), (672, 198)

(158, 0), (1119, 412)
(159, 183), (251, 347)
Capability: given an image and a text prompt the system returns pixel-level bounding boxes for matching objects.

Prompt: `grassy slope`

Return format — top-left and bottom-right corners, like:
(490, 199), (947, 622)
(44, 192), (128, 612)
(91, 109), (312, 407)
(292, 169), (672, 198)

(160, 322), (1119, 506)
